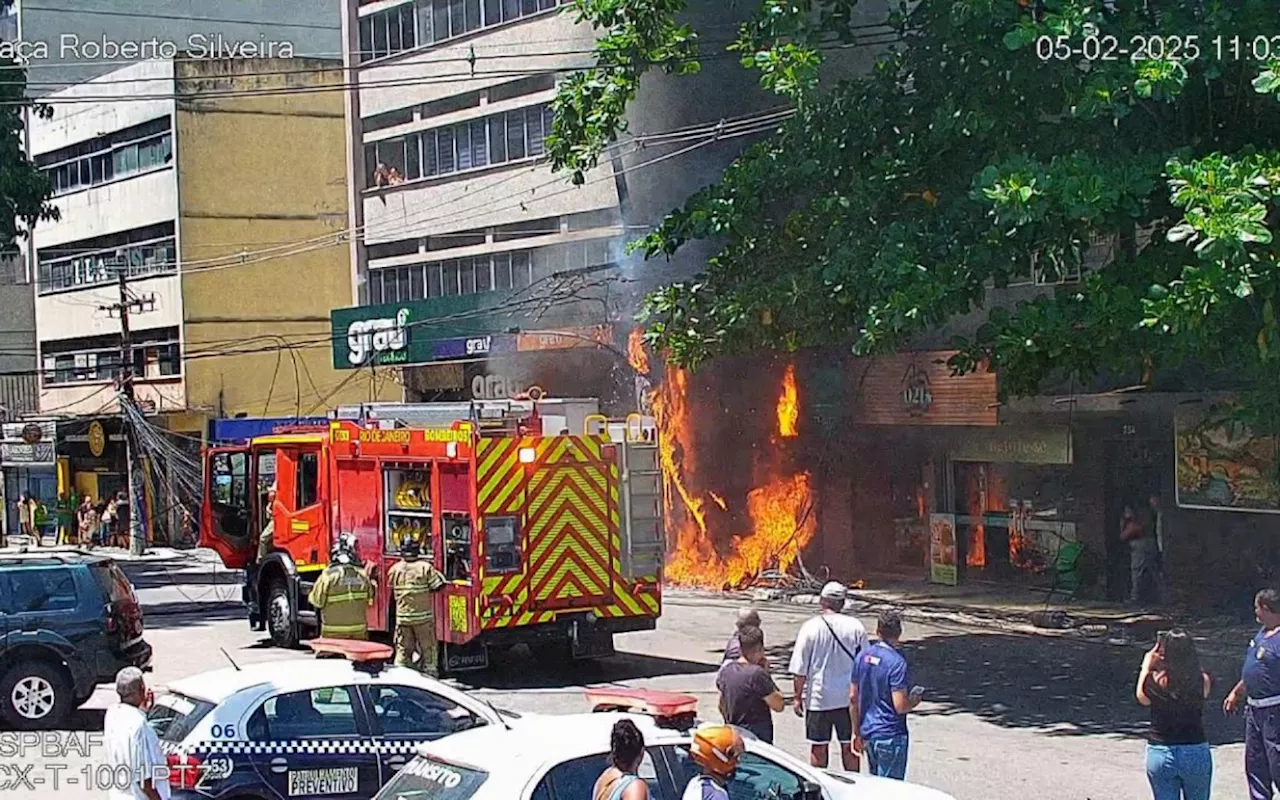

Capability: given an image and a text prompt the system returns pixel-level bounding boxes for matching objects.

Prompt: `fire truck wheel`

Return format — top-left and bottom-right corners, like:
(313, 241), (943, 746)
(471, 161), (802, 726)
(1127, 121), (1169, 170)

(266, 579), (299, 649)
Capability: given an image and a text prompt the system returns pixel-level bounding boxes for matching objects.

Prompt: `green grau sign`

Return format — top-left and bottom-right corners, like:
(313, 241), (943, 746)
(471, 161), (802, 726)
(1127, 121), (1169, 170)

(342, 307), (412, 367)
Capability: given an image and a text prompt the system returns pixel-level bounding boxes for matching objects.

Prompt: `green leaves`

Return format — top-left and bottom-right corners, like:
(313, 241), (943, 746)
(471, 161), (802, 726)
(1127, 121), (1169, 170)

(546, 0), (1280, 403)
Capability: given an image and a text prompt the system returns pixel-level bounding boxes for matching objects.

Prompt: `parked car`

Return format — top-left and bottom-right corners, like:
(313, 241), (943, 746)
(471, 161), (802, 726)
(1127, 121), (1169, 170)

(153, 642), (520, 800)
(0, 551), (151, 728)
(375, 711), (957, 800)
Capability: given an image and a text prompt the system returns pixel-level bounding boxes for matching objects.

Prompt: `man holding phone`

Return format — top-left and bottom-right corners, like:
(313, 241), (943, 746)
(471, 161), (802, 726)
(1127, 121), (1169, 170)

(851, 609), (922, 780)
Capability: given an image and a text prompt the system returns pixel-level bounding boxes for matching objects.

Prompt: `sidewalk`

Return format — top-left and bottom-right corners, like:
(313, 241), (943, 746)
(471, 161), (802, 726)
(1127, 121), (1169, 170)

(742, 571), (1254, 660)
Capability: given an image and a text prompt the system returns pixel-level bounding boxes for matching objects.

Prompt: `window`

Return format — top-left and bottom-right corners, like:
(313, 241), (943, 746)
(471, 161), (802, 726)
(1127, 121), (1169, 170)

(6, 568), (78, 613)
(358, 2), (418, 62)
(365, 103), (551, 189)
(211, 451), (249, 513)
(38, 117), (172, 198)
(366, 239), (601, 302)
(147, 693), (215, 743)
(378, 756), (487, 800)
(666, 748), (805, 800)
(534, 751), (661, 800)
(38, 222), (177, 293)
(483, 516), (520, 573)
(247, 687), (360, 741)
(42, 329), (183, 386)
(296, 452), (320, 509)
(367, 685), (483, 737)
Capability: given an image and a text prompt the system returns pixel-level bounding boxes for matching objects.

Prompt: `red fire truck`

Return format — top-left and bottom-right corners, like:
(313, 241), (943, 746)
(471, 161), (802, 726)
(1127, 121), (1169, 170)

(200, 399), (663, 672)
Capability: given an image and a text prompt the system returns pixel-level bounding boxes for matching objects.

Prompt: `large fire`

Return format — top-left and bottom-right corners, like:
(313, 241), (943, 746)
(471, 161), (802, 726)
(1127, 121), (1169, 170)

(777, 365), (799, 438)
(641, 340), (817, 589)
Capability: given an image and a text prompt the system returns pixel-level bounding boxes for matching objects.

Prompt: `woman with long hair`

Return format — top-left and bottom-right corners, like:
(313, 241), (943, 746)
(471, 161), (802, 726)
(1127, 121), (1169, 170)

(592, 719), (651, 800)
(1137, 629), (1212, 800)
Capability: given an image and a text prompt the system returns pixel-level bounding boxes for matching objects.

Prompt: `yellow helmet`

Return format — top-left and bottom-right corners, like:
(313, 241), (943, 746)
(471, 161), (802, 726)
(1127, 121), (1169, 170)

(689, 725), (744, 780)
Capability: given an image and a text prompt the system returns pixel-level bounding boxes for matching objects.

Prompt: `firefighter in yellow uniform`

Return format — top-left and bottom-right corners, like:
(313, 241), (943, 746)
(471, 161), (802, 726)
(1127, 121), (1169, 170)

(308, 534), (374, 640)
(387, 536), (446, 675)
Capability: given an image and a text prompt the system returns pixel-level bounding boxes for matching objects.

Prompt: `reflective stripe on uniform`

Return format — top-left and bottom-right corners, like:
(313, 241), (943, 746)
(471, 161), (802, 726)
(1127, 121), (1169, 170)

(326, 591), (370, 603)
(398, 611), (434, 625)
(321, 622), (368, 634)
(1248, 695), (1280, 709)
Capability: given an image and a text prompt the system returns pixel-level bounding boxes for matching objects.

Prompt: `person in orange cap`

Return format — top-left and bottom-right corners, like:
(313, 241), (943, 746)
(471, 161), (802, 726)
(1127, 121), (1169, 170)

(682, 724), (744, 800)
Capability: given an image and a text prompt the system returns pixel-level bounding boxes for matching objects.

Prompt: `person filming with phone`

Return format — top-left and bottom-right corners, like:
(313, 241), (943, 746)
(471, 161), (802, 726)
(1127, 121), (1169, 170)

(1137, 629), (1211, 800)
(851, 609), (923, 780)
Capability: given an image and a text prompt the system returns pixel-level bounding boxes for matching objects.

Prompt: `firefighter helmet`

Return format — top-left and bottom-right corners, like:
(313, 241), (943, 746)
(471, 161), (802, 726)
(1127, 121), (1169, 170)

(400, 536), (421, 560)
(689, 724), (743, 780)
(332, 533), (358, 566)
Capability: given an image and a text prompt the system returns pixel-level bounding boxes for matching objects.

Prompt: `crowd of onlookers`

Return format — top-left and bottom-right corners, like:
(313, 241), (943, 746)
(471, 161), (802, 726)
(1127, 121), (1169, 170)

(712, 581), (921, 780)
(7, 489), (130, 548)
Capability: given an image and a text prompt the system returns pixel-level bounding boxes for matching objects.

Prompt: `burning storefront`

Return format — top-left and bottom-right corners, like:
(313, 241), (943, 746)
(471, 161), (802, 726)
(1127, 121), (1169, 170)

(643, 345), (1090, 593)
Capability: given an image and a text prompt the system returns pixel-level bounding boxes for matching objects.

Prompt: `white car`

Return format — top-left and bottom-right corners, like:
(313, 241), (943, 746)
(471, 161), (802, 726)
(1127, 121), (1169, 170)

(372, 712), (955, 800)
(148, 653), (514, 800)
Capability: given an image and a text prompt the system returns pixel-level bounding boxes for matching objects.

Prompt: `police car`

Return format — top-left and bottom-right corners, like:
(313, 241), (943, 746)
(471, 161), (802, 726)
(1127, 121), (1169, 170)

(372, 690), (956, 800)
(148, 641), (515, 800)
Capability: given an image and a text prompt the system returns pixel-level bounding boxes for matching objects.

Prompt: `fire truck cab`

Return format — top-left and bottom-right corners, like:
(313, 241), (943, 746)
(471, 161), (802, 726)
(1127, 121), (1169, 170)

(200, 399), (663, 673)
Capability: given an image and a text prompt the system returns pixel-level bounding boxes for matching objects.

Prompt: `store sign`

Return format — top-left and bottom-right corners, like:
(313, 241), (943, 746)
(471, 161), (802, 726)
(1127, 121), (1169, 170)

(88, 421), (106, 457)
(346, 308), (411, 366)
(929, 513), (958, 586)
(951, 428), (1073, 465)
(2, 421), (56, 466)
(853, 351), (997, 426)
(471, 374), (528, 401)
(432, 335), (516, 362)
(517, 326), (613, 353)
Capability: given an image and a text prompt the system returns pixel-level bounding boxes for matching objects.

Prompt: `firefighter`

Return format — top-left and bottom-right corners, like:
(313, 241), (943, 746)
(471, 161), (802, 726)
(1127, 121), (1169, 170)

(387, 536), (447, 675)
(308, 534), (374, 640)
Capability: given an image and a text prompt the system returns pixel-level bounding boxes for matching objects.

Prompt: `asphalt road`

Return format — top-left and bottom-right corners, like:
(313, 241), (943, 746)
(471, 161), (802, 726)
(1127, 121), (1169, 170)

(5, 590), (1255, 800)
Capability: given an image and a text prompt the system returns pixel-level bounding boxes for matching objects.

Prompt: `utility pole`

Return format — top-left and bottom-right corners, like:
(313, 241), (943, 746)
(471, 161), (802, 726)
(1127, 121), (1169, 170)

(101, 266), (146, 556)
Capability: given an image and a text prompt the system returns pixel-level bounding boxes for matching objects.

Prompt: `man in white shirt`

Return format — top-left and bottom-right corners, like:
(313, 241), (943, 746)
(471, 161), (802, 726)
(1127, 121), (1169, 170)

(103, 667), (169, 800)
(789, 581), (867, 771)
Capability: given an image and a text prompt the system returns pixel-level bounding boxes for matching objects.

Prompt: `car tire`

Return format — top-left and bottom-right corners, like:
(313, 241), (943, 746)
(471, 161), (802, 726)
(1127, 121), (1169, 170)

(266, 578), (299, 649)
(1, 660), (71, 730)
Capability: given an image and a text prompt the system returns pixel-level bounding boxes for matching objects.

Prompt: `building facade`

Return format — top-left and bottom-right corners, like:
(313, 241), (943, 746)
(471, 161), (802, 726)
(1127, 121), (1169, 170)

(29, 57), (396, 438)
(332, 0), (839, 406)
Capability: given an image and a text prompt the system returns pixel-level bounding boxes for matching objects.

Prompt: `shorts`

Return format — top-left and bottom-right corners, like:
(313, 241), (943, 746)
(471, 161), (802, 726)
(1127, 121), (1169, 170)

(805, 707), (853, 745)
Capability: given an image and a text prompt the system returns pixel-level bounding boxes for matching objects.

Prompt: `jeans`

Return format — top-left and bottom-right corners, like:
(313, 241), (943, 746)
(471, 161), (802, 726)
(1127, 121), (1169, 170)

(1247, 705), (1280, 799)
(1146, 743), (1211, 800)
(866, 735), (909, 780)
(1130, 539), (1161, 604)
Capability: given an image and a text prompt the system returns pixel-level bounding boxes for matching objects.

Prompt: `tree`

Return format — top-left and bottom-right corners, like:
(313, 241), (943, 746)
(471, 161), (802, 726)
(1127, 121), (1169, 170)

(0, 11), (57, 260)
(549, 0), (1280, 414)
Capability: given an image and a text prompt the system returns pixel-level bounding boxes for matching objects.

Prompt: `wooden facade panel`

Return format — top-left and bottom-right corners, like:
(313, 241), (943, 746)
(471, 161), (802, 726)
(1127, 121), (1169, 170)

(852, 351), (998, 427)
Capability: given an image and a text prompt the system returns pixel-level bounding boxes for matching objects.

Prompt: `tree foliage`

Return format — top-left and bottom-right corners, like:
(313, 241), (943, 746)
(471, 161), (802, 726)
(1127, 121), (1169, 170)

(550, 0), (1280, 409)
(0, 42), (56, 256)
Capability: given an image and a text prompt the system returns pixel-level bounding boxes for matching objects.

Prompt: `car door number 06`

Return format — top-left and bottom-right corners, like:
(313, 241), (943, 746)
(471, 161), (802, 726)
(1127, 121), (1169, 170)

(211, 724), (235, 738)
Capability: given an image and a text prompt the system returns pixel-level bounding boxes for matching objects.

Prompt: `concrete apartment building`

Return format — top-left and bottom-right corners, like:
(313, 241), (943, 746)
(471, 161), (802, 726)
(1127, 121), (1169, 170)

(333, 0), (814, 406)
(0, 0), (343, 419)
(29, 57), (395, 447)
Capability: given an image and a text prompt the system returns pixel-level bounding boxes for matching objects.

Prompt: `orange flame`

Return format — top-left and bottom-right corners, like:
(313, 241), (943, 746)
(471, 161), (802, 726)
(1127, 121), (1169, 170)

(658, 362), (816, 589)
(777, 364), (799, 438)
(627, 329), (650, 375)
(963, 464), (1006, 568)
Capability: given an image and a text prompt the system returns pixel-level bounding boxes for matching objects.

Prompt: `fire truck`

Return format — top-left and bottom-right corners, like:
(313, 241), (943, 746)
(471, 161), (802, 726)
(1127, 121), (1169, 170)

(199, 399), (664, 673)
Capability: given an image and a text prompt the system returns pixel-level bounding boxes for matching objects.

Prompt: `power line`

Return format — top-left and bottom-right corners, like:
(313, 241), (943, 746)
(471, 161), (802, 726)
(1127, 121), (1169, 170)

(20, 4), (340, 30)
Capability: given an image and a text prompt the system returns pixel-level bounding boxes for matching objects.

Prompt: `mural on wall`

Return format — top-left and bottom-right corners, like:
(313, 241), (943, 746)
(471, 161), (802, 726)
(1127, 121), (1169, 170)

(1176, 403), (1280, 513)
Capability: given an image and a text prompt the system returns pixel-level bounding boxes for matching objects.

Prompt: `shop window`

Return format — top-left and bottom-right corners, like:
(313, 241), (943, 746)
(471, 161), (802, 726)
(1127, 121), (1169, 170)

(484, 516), (520, 573)
(296, 452), (320, 509)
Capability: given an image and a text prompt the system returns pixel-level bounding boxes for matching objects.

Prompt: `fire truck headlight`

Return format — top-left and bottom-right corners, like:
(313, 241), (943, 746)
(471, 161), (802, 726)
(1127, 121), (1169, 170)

(519, 447), (536, 463)
(447, 441), (458, 459)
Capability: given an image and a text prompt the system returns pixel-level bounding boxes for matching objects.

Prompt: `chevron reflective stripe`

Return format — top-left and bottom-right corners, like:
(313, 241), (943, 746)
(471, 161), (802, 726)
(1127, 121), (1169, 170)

(477, 439), (524, 515)
(162, 738), (423, 756)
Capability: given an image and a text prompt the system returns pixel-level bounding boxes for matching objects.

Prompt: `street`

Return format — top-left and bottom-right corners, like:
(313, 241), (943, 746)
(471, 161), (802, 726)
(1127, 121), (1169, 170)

(3, 579), (1253, 800)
